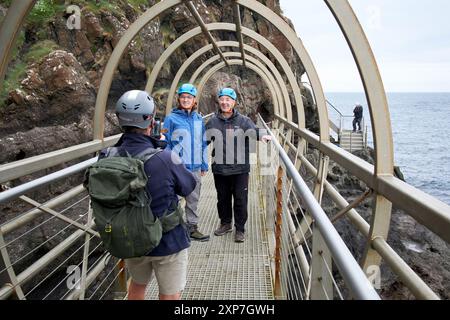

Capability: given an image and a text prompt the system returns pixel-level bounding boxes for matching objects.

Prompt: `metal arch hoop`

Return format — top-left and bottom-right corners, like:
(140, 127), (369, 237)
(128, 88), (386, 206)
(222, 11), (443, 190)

(145, 23), (293, 124)
(146, 22), (305, 129)
(0, 0), (35, 93)
(93, 0), (183, 140)
(190, 52), (288, 119)
(196, 59), (280, 115)
(165, 41), (292, 123)
(194, 53), (285, 118)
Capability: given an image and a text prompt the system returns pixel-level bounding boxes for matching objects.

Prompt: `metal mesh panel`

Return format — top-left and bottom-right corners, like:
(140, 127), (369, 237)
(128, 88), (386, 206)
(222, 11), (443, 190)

(145, 164), (274, 300)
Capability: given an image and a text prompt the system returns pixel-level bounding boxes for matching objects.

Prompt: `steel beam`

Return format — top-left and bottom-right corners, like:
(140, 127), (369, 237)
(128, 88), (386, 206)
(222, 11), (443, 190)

(183, 0), (229, 67)
(233, 1), (247, 67)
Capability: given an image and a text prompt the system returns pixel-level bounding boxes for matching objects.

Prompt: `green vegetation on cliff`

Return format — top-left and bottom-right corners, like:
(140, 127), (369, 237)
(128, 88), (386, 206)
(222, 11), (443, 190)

(1, 40), (58, 106)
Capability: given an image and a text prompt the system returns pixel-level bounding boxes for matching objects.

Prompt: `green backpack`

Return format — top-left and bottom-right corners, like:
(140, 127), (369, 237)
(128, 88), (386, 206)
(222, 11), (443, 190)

(84, 147), (184, 259)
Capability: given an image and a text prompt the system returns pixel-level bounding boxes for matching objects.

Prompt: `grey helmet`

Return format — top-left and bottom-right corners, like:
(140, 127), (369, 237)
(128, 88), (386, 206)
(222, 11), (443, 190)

(115, 90), (156, 129)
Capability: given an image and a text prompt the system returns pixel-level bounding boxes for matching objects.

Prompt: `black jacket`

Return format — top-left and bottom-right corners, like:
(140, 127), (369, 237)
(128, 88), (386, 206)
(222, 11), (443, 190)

(205, 110), (266, 176)
(354, 106), (363, 119)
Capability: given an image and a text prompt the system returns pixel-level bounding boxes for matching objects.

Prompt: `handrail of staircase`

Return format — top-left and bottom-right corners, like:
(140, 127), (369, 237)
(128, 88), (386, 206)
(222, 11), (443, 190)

(326, 99), (344, 118)
(259, 114), (380, 300)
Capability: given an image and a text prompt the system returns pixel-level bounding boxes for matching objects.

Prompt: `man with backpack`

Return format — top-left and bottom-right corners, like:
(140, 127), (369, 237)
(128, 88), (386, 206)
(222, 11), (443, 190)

(88, 90), (196, 300)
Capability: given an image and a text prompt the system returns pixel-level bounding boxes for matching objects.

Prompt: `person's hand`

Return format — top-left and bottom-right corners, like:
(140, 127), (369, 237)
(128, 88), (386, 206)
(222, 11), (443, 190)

(159, 134), (166, 141)
(261, 135), (272, 143)
(201, 171), (207, 177)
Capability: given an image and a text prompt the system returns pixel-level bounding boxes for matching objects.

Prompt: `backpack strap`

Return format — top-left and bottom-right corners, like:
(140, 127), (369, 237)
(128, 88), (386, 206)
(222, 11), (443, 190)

(104, 147), (162, 163)
(134, 147), (163, 163)
(104, 147), (131, 158)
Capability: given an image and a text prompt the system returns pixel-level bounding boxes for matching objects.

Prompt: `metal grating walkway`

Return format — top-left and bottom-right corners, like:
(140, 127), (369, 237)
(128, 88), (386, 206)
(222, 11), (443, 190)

(145, 164), (274, 300)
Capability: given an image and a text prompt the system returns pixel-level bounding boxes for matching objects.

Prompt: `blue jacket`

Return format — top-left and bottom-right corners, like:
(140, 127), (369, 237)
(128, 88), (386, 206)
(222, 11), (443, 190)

(107, 133), (196, 256)
(162, 109), (208, 173)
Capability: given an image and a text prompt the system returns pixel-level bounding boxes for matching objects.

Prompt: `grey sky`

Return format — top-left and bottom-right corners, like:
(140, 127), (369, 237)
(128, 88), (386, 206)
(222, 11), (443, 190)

(279, 0), (450, 92)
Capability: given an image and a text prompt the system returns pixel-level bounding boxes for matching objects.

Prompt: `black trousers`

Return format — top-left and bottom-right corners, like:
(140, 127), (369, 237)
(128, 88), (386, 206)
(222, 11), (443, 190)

(213, 173), (249, 232)
(353, 118), (362, 131)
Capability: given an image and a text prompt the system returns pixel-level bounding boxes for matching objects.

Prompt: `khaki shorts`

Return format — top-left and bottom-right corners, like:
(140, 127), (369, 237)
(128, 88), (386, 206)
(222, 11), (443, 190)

(125, 249), (188, 295)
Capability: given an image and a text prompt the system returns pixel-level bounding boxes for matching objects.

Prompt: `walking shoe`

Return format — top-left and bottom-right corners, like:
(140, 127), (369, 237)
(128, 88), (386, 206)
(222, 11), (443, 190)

(214, 224), (232, 236)
(189, 227), (210, 242)
(235, 231), (245, 243)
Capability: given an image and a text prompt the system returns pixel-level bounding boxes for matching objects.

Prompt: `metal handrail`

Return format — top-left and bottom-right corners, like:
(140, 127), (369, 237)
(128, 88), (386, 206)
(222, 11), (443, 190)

(259, 114), (380, 300)
(273, 116), (443, 299)
(326, 99), (344, 117)
(0, 157), (97, 205)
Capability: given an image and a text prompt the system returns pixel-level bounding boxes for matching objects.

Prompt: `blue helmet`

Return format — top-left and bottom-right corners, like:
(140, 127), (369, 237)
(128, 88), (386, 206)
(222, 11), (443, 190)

(177, 83), (197, 97)
(218, 88), (237, 101)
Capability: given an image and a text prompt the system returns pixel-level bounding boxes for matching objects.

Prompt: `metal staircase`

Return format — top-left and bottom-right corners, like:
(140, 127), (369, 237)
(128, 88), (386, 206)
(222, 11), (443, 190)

(340, 130), (365, 152)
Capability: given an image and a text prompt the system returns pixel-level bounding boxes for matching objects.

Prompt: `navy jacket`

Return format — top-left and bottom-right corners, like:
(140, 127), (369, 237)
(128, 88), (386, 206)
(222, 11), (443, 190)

(162, 109), (208, 172)
(104, 133), (196, 256)
(205, 110), (266, 176)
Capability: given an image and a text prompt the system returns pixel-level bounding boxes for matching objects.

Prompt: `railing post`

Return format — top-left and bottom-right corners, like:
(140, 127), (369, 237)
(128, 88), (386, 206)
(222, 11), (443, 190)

(274, 166), (284, 299)
(310, 228), (333, 300)
(309, 154), (333, 300)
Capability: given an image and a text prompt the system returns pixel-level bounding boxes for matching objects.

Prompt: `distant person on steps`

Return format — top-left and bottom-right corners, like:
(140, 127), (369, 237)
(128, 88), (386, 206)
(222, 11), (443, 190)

(353, 103), (363, 132)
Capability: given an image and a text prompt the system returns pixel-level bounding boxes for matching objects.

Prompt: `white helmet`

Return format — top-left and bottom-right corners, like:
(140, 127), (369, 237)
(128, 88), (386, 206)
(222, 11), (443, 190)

(115, 90), (155, 129)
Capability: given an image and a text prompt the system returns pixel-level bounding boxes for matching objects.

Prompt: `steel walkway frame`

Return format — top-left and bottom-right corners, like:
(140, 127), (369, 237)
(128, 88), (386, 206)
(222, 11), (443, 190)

(1, 0), (449, 300)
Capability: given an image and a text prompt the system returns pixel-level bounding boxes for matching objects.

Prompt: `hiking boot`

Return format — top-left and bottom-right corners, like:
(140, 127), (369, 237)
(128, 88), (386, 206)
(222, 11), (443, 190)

(235, 231), (245, 243)
(189, 227), (210, 242)
(214, 224), (232, 236)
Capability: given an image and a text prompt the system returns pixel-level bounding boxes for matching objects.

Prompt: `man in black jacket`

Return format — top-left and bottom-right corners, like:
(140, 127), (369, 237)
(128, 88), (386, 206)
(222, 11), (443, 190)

(206, 88), (271, 243)
(353, 103), (363, 132)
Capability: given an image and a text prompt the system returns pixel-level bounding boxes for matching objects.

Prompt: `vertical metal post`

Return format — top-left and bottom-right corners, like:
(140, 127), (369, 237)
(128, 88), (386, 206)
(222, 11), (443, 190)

(309, 153), (332, 299)
(310, 228), (333, 300)
(274, 166), (283, 299)
(283, 129), (292, 153)
(183, 0), (229, 67)
(361, 195), (392, 287)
